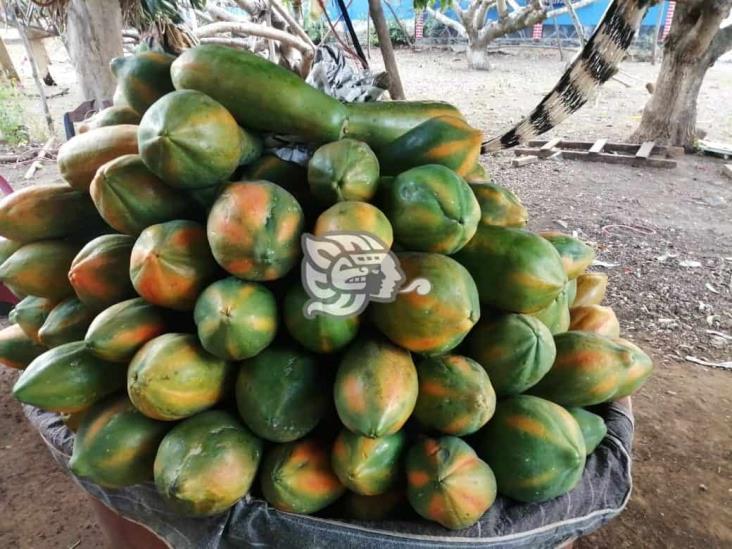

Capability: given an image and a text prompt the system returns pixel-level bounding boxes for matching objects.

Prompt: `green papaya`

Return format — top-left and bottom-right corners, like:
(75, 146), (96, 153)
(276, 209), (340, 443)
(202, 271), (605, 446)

(11, 295), (56, 343)
(0, 324), (46, 370)
(529, 281), (572, 334)
(38, 297), (96, 348)
(470, 182), (528, 228)
(307, 139), (380, 204)
(464, 162), (490, 183)
(78, 105), (141, 133)
(331, 429), (405, 495)
(567, 407), (607, 455)
(110, 51), (175, 115)
(540, 232), (595, 280)
(0, 240), (80, 300)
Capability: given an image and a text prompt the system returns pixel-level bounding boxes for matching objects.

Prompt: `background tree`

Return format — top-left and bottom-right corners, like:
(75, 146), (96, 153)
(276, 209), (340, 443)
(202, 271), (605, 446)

(421, 0), (599, 70)
(632, 0), (732, 148)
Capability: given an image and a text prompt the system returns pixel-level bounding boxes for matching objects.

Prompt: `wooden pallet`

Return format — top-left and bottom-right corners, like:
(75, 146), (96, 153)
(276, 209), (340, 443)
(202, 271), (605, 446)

(514, 139), (683, 169)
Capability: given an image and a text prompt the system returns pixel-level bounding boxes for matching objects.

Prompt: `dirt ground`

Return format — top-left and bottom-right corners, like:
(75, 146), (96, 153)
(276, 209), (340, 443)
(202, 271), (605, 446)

(1, 44), (731, 548)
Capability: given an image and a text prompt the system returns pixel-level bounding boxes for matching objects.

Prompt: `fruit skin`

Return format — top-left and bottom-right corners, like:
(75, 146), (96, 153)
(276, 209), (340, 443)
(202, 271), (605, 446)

(283, 283), (360, 354)
(572, 272), (608, 307)
(370, 253), (480, 356)
(0, 183), (102, 242)
(110, 51), (175, 115)
(11, 296), (56, 343)
(380, 165), (480, 254)
(569, 305), (620, 338)
(464, 162), (490, 184)
(85, 298), (168, 362)
(378, 115), (482, 177)
(154, 410), (262, 516)
(331, 429), (405, 495)
(567, 407), (607, 455)
(78, 106), (141, 133)
(334, 337), (417, 438)
(0, 237), (21, 264)
(57, 125), (139, 191)
(414, 354), (496, 436)
(207, 181), (304, 281)
(68, 234), (136, 310)
(260, 439), (345, 514)
(529, 332), (654, 407)
(127, 333), (233, 421)
(194, 277), (277, 360)
(0, 324), (46, 369)
(90, 154), (196, 236)
(342, 490), (406, 521)
(344, 100), (465, 151)
(12, 341), (126, 412)
(38, 297), (96, 348)
(130, 220), (218, 311)
(455, 226), (567, 313)
(470, 182), (528, 228)
(406, 436), (497, 530)
(0, 240), (80, 300)
(475, 395), (586, 503)
(314, 201), (393, 248)
(307, 139), (380, 204)
(138, 90), (243, 189)
(540, 232), (595, 280)
(241, 155), (315, 220)
(467, 314), (556, 397)
(566, 278), (578, 307)
(529, 281), (572, 335)
(235, 346), (326, 442)
(69, 395), (170, 488)
(172, 45), (348, 143)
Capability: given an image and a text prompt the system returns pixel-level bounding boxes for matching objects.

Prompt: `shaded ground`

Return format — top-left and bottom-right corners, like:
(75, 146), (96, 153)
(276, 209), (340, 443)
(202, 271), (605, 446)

(1, 45), (731, 548)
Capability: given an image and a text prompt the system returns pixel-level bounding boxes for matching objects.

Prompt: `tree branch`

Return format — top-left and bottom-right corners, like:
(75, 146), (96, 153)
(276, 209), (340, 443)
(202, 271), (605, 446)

(546, 0), (598, 19)
(709, 24), (732, 63)
(474, 0), (496, 31)
(270, 0), (315, 50)
(194, 21), (312, 52)
(426, 6), (467, 37)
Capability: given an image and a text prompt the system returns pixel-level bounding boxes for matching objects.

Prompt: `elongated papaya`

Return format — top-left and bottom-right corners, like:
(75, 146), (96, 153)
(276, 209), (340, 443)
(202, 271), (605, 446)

(11, 295), (56, 343)
(0, 237), (21, 264)
(110, 51), (175, 115)
(172, 45), (348, 143)
(78, 106), (141, 133)
(573, 272), (608, 307)
(38, 297), (96, 348)
(0, 324), (46, 370)
(470, 182), (528, 228)
(57, 125), (139, 191)
(0, 240), (79, 300)
(540, 232), (595, 280)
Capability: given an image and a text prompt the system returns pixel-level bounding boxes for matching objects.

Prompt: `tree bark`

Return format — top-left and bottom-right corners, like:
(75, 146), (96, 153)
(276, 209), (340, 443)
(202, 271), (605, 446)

(467, 42), (492, 70)
(0, 37), (19, 82)
(63, 0), (123, 103)
(632, 1), (732, 148)
(368, 0), (405, 99)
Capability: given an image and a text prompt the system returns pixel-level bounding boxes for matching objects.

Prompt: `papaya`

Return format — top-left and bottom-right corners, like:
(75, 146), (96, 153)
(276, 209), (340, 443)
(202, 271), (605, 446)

(529, 332), (653, 406)
(194, 277), (277, 360)
(186, 183), (222, 213)
(68, 234), (136, 310)
(406, 436), (497, 529)
(207, 181), (304, 281)
(413, 354), (495, 436)
(370, 253), (480, 356)
(569, 305), (620, 338)
(237, 128), (263, 166)
(283, 283), (360, 354)
(235, 346), (326, 442)
(90, 154), (196, 235)
(243, 154), (308, 192)
(127, 333), (233, 421)
(0, 324), (46, 369)
(343, 100), (465, 151)
(85, 298), (168, 362)
(334, 337), (417, 438)
(172, 45), (348, 143)
(260, 439), (345, 514)
(0, 237), (21, 264)
(342, 490), (406, 521)
(566, 277), (578, 305)
(78, 105), (141, 133)
(307, 139), (380, 204)
(378, 115), (482, 177)
(331, 429), (405, 496)
(57, 125), (139, 191)
(12, 341), (126, 412)
(467, 313), (556, 397)
(11, 295), (56, 342)
(138, 90), (244, 189)
(154, 410), (262, 516)
(129, 220), (218, 311)
(61, 407), (89, 432)
(529, 281), (572, 335)
(572, 272), (608, 307)
(470, 182), (528, 228)
(464, 162), (490, 184)
(0, 240), (79, 300)
(475, 395), (586, 503)
(540, 232), (595, 280)
(455, 226), (567, 313)
(568, 407), (607, 455)
(380, 165), (480, 254)
(69, 395), (170, 488)
(38, 297), (96, 348)
(313, 201), (393, 248)
(0, 183), (102, 242)
(110, 51), (175, 115)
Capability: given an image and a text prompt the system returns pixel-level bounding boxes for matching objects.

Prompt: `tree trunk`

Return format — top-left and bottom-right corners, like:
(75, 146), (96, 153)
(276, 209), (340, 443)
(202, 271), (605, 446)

(0, 37), (19, 82)
(63, 0), (123, 104)
(467, 41), (491, 70)
(632, 1), (732, 148)
(368, 0), (405, 100)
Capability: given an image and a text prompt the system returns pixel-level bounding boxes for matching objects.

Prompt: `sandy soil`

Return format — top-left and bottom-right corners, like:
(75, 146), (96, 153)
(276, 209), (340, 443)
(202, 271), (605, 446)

(1, 44), (731, 548)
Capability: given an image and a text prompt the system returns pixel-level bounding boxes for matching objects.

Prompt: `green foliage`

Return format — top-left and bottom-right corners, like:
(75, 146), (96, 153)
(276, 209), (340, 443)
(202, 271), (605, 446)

(0, 82), (29, 146)
(139, 0), (207, 23)
(370, 20), (412, 46)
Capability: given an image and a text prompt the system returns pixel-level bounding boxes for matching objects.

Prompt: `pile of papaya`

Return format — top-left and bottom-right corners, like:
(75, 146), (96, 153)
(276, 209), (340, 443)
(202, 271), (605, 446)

(0, 46), (652, 529)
